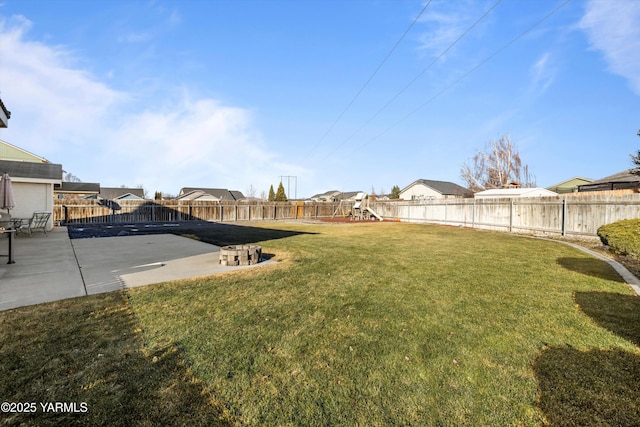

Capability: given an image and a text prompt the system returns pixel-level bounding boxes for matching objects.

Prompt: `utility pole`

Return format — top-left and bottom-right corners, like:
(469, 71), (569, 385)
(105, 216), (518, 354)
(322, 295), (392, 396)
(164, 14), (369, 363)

(279, 176), (297, 199)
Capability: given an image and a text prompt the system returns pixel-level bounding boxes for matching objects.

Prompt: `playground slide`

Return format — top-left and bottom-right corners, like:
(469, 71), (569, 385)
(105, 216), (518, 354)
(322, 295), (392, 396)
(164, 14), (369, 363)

(365, 207), (383, 221)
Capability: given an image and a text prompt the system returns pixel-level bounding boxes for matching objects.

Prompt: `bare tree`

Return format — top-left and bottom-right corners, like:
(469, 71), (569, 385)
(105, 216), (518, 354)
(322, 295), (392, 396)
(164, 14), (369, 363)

(460, 134), (536, 192)
(63, 172), (81, 182)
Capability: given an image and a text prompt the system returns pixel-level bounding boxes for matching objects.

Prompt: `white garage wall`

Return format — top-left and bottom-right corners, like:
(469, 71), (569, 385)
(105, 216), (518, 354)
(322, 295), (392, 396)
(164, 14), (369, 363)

(12, 180), (56, 230)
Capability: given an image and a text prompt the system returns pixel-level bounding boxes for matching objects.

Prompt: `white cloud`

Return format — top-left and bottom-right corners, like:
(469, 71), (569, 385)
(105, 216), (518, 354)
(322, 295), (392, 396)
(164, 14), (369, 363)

(117, 31), (152, 43)
(109, 97), (294, 194)
(578, 0), (640, 95)
(0, 15), (302, 196)
(0, 16), (126, 153)
(530, 52), (555, 95)
(416, 0), (494, 57)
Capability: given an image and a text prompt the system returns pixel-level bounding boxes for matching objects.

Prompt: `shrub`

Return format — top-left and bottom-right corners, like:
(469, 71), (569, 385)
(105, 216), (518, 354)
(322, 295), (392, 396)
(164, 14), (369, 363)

(597, 218), (640, 258)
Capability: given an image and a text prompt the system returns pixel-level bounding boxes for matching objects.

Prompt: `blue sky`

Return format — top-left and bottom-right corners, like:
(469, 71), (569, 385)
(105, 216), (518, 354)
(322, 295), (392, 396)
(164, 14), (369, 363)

(0, 0), (638, 198)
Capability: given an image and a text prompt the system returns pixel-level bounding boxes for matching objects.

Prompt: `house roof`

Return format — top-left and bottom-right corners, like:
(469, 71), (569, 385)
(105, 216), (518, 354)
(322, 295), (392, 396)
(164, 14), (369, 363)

(474, 188), (558, 198)
(308, 190), (366, 201)
(588, 170), (640, 185)
(55, 182), (101, 194)
(546, 176), (593, 194)
(178, 187), (244, 201)
(0, 159), (62, 181)
(576, 170), (640, 192)
(229, 190), (245, 201)
(546, 176), (593, 188)
(309, 190), (340, 199)
(100, 187), (145, 200)
(337, 191), (362, 201)
(402, 179), (469, 196)
(176, 190), (221, 201)
(0, 97), (10, 128)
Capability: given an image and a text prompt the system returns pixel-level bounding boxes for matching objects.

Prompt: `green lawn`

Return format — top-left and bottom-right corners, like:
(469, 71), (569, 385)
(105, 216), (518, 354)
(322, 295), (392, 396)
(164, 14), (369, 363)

(2, 222), (640, 426)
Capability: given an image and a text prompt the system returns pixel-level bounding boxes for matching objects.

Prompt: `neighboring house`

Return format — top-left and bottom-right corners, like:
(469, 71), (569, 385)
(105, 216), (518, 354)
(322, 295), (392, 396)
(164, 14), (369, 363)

(399, 179), (470, 201)
(308, 190), (363, 202)
(99, 187), (145, 200)
(176, 190), (221, 202)
(577, 170), (640, 192)
(177, 187), (245, 201)
(474, 188), (558, 199)
(309, 190), (342, 202)
(54, 182), (100, 199)
(0, 97), (10, 128)
(55, 184), (145, 201)
(0, 140), (62, 229)
(229, 190), (245, 201)
(546, 177), (593, 194)
(337, 191), (363, 202)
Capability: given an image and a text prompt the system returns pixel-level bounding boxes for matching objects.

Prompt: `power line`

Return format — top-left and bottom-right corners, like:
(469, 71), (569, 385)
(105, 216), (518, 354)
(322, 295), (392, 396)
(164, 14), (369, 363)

(302, 0), (433, 162)
(343, 0), (572, 159)
(321, 0), (502, 161)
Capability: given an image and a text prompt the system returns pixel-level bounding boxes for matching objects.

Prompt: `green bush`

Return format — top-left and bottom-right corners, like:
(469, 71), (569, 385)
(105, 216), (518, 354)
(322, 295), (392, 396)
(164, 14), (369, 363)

(597, 219), (640, 258)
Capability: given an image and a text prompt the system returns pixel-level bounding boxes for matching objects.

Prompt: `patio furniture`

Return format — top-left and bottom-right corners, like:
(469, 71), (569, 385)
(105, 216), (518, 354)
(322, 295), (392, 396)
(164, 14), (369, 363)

(17, 212), (51, 237)
(0, 228), (15, 263)
(0, 211), (11, 230)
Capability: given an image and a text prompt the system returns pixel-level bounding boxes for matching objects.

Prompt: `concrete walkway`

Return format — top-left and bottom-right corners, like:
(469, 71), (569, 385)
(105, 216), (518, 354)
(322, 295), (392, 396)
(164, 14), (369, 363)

(0, 227), (273, 312)
(542, 238), (640, 296)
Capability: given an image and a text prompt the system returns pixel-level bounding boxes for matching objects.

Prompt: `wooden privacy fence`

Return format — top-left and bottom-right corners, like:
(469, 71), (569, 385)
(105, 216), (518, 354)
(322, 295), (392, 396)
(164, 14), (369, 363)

(55, 192), (640, 238)
(370, 192), (640, 238)
(54, 200), (341, 224)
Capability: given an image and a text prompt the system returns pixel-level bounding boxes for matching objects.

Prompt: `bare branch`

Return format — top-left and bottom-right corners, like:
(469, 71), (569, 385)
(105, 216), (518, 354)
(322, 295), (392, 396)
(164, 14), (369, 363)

(460, 133), (535, 192)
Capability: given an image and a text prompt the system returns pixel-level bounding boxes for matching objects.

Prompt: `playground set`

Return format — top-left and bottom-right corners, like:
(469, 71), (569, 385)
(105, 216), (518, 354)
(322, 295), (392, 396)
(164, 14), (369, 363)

(332, 192), (383, 221)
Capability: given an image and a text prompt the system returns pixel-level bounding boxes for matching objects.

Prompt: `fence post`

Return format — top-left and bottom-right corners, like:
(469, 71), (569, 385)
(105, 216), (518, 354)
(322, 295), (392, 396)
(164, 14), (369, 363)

(509, 200), (514, 233)
(472, 200), (475, 229)
(562, 197), (567, 237)
(444, 200), (447, 224)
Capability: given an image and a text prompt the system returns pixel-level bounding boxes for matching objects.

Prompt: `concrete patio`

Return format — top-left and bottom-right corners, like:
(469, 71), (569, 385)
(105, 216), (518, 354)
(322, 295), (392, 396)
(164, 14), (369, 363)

(0, 227), (273, 311)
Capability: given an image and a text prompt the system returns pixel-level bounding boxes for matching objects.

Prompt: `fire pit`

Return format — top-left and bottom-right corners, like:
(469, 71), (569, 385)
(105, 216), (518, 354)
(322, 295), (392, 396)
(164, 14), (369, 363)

(219, 245), (262, 266)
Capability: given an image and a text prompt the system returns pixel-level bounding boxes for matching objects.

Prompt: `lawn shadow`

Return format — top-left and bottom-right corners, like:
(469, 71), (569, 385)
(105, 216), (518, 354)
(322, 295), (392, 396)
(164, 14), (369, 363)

(574, 291), (640, 347)
(533, 291), (640, 425)
(174, 222), (317, 246)
(68, 221), (317, 246)
(0, 291), (236, 426)
(556, 257), (625, 283)
(533, 346), (640, 426)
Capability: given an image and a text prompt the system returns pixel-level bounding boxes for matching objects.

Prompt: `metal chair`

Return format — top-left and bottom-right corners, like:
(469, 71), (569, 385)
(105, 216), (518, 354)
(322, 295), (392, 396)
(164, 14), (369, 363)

(18, 212), (51, 236)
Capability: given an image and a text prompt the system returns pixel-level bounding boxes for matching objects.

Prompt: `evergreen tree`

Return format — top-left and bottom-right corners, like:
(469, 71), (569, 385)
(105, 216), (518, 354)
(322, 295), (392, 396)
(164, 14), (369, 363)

(630, 149), (640, 176)
(275, 182), (288, 201)
(268, 185), (275, 201)
(390, 185), (401, 199)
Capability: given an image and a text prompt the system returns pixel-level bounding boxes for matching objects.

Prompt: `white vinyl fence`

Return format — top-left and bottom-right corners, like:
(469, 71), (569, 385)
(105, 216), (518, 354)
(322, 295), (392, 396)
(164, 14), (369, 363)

(370, 193), (640, 238)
